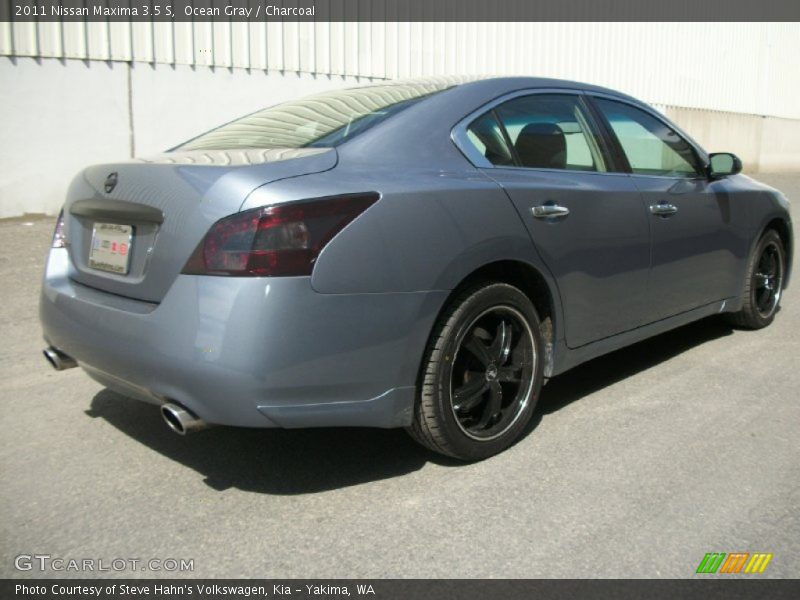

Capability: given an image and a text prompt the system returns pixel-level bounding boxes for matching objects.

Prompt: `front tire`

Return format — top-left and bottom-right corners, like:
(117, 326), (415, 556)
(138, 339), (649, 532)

(407, 283), (545, 460)
(727, 230), (786, 330)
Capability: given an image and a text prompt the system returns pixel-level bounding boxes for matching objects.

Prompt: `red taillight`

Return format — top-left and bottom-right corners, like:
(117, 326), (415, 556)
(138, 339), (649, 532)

(52, 209), (67, 248)
(182, 193), (378, 277)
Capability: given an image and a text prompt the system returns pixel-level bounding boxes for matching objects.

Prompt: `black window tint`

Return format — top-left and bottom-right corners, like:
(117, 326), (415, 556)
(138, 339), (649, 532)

(594, 99), (702, 177)
(493, 94), (606, 172)
(465, 112), (515, 166)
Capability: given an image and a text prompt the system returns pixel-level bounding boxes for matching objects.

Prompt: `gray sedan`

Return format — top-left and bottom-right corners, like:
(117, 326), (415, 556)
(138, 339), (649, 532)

(40, 77), (793, 460)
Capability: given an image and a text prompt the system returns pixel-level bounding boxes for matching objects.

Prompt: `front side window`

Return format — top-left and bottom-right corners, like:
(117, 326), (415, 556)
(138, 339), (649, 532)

(466, 94), (607, 172)
(594, 98), (702, 177)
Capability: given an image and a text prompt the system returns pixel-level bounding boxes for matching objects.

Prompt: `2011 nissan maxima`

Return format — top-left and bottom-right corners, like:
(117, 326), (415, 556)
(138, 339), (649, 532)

(40, 77), (792, 460)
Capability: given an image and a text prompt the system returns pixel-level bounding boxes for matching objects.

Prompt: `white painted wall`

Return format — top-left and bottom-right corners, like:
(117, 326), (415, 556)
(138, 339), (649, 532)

(0, 57), (130, 217)
(758, 117), (800, 173)
(3, 22), (799, 118)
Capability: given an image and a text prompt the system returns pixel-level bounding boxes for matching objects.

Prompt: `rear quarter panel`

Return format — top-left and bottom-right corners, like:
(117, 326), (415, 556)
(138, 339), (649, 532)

(240, 164), (566, 386)
(241, 165), (558, 297)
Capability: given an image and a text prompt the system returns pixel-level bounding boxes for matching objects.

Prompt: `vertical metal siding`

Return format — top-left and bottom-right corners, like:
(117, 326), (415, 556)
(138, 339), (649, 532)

(1, 21), (798, 118)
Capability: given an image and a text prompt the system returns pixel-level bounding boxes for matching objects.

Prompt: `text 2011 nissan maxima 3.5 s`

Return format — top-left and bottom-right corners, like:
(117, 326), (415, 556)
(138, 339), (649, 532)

(40, 77), (792, 460)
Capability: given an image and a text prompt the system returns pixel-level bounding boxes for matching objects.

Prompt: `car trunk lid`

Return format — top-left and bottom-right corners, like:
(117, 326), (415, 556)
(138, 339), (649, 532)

(63, 148), (337, 303)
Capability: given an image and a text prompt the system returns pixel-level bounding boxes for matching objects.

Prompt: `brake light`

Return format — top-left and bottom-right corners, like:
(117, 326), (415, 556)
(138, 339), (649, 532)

(52, 209), (66, 248)
(182, 193), (378, 277)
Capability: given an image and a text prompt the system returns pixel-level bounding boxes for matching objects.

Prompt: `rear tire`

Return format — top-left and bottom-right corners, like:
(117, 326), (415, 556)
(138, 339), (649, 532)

(407, 283), (545, 461)
(726, 230), (785, 330)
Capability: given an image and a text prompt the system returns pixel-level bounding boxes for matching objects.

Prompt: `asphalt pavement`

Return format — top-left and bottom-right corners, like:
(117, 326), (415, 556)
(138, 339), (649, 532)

(1, 174), (798, 579)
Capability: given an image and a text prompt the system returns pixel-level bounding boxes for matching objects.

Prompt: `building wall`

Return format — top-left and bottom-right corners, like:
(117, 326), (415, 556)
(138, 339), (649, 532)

(758, 117), (800, 173)
(4, 22), (799, 118)
(663, 107), (793, 174)
(1, 22), (799, 217)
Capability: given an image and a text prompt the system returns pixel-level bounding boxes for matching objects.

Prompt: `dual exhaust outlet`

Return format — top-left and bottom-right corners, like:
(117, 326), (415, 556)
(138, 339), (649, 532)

(43, 346), (208, 435)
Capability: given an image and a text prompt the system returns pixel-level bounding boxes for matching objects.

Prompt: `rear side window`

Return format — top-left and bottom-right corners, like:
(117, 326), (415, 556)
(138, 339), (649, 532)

(466, 112), (515, 167)
(466, 94), (607, 172)
(594, 99), (702, 177)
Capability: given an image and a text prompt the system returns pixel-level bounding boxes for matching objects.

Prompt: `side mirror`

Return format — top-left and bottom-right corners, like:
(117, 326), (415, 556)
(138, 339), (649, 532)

(708, 152), (742, 179)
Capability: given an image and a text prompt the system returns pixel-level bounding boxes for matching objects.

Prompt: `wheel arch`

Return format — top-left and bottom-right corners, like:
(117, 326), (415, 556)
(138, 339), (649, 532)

(429, 259), (561, 377)
(762, 217), (793, 288)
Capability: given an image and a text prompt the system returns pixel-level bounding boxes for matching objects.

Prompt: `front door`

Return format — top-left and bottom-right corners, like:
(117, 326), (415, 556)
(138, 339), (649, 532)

(591, 97), (745, 320)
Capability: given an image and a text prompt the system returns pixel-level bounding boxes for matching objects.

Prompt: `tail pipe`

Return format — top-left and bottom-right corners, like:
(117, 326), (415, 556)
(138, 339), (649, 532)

(161, 402), (209, 435)
(43, 347), (77, 371)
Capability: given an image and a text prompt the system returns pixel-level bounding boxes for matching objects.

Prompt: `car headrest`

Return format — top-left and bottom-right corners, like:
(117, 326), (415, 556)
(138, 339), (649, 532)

(515, 123), (567, 169)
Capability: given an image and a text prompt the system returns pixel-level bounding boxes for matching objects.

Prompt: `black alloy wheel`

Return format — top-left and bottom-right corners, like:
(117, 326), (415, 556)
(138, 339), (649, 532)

(408, 283), (545, 460)
(449, 306), (536, 441)
(727, 229), (786, 329)
(752, 239), (784, 319)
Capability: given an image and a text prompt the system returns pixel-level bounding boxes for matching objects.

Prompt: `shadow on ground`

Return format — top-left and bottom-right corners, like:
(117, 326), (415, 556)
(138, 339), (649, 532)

(539, 314), (735, 415)
(87, 315), (734, 495)
(86, 393), (440, 495)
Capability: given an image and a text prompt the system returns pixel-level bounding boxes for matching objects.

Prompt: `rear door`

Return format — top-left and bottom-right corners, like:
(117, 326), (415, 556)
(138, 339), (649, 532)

(459, 92), (651, 348)
(589, 96), (744, 320)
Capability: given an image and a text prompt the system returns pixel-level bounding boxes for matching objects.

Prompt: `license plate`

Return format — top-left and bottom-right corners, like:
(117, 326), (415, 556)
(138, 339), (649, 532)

(89, 223), (133, 275)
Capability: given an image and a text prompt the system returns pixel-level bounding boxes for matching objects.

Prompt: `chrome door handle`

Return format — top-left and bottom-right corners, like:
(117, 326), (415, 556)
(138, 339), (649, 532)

(532, 204), (570, 219)
(650, 202), (678, 216)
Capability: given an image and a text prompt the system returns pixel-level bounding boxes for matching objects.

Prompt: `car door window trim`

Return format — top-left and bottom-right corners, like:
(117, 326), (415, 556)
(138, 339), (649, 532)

(493, 108), (523, 167)
(580, 94), (633, 174)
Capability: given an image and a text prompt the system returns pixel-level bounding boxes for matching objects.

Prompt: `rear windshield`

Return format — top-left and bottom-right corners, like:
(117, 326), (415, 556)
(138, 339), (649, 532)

(175, 80), (455, 152)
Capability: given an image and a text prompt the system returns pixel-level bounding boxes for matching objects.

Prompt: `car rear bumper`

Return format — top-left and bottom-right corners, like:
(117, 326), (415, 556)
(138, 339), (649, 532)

(40, 249), (447, 429)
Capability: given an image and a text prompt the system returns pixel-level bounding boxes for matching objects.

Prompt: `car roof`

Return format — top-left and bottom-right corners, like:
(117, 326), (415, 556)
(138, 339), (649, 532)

(366, 75), (637, 103)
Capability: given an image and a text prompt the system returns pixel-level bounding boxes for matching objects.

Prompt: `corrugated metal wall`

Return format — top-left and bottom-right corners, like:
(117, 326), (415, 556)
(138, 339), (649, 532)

(2, 21), (799, 119)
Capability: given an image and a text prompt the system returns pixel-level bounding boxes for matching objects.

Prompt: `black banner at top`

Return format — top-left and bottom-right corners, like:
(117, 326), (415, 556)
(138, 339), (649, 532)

(2, 0), (800, 22)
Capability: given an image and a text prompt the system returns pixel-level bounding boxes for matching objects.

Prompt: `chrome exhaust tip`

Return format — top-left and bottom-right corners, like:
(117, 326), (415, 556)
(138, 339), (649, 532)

(161, 402), (208, 435)
(43, 347), (77, 371)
